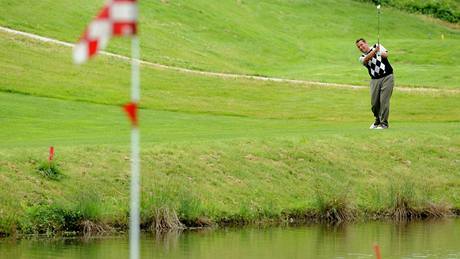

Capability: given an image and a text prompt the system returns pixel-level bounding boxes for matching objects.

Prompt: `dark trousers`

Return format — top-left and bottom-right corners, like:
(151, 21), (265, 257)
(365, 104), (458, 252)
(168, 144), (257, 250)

(370, 74), (394, 125)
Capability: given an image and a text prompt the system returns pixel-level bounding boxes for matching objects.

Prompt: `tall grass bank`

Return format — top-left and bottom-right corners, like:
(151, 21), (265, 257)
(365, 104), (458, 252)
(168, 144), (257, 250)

(1, 132), (459, 236)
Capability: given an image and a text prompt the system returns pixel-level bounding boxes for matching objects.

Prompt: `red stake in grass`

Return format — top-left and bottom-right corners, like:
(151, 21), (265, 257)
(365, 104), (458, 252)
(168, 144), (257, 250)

(373, 244), (382, 259)
(49, 146), (55, 163)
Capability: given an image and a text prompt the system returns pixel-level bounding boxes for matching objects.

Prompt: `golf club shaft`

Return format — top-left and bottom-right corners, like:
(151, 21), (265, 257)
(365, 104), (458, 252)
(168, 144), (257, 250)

(377, 6), (380, 48)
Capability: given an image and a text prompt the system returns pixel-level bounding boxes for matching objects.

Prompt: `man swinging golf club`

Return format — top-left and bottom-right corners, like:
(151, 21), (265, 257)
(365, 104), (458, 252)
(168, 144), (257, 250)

(356, 4), (394, 129)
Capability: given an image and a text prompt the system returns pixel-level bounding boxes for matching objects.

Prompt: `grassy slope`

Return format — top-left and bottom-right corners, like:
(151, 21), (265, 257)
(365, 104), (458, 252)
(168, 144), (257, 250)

(0, 1), (459, 234)
(0, 0), (459, 88)
(1, 31), (459, 124)
(1, 30), (460, 234)
(354, 0), (460, 23)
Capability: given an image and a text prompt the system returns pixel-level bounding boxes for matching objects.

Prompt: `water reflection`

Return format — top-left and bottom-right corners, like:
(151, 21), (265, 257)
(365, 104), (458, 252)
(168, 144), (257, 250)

(0, 219), (459, 259)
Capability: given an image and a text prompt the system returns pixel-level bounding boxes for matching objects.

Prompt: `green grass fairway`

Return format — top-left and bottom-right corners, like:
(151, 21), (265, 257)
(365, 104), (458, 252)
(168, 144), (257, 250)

(0, 0), (459, 88)
(2, 91), (459, 148)
(0, 0), (459, 235)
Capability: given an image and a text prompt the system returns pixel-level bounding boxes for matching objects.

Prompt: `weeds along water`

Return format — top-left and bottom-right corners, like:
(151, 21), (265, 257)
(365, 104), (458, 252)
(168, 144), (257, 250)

(1, 133), (459, 237)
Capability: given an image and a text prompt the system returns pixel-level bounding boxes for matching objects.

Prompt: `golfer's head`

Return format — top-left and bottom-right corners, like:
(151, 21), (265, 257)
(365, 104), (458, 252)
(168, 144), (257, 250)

(355, 38), (370, 53)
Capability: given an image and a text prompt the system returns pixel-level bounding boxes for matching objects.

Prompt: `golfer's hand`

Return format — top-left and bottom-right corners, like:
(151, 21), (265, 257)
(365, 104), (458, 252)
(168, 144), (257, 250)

(374, 45), (380, 53)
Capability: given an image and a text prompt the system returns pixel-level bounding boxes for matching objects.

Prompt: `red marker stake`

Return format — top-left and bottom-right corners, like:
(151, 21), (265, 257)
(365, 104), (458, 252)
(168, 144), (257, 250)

(49, 146), (55, 163)
(373, 244), (382, 259)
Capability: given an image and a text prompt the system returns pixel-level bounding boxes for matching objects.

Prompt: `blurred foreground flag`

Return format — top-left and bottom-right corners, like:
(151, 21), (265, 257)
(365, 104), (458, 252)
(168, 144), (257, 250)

(73, 0), (138, 64)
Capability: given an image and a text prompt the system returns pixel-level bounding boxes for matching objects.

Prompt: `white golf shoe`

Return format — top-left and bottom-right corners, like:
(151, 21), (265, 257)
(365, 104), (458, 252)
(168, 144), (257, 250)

(369, 123), (379, 129)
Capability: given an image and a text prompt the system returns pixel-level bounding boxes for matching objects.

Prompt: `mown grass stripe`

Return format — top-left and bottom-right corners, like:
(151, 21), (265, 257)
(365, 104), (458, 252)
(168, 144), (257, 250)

(1, 26), (458, 93)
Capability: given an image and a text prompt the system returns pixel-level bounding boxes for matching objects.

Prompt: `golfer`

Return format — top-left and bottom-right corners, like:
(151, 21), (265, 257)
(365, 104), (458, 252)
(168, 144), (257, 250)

(356, 38), (394, 129)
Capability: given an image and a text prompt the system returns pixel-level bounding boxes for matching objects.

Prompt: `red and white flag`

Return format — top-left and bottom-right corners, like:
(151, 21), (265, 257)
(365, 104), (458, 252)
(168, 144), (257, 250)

(73, 0), (138, 64)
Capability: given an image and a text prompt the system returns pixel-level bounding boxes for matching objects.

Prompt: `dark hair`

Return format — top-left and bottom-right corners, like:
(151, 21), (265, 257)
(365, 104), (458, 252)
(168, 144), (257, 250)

(355, 38), (366, 44)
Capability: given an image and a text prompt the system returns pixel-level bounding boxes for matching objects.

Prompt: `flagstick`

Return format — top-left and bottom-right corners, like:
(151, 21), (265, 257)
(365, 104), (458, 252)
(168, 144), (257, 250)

(129, 35), (141, 259)
(131, 36), (140, 103)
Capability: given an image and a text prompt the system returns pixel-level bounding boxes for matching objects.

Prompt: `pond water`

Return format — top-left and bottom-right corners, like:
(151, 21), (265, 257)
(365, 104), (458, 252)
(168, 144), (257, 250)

(1, 219), (459, 259)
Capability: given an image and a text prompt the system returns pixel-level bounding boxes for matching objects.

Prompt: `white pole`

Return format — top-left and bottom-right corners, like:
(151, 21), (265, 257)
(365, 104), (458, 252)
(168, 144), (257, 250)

(131, 36), (140, 103)
(129, 35), (141, 259)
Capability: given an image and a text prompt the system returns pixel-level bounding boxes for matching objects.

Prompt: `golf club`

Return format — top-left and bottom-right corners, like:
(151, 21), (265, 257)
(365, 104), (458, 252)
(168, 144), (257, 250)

(377, 4), (381, 51)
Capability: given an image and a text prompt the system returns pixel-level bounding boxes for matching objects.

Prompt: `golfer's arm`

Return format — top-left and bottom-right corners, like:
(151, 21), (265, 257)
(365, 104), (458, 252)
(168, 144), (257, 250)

(381, 51), (388, 58)
(363, 49), (377, 63)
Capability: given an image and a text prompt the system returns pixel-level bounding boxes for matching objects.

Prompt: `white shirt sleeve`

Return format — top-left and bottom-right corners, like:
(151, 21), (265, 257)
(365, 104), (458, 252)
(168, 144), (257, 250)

(359, 55), (365, 64)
